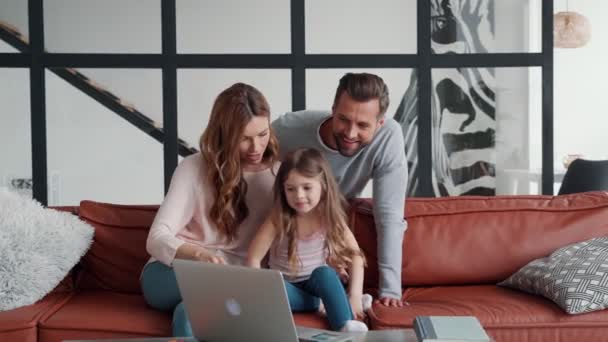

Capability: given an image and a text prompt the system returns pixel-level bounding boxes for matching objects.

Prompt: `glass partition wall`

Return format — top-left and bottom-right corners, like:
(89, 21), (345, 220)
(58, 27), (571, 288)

(0, 0), (553, 205)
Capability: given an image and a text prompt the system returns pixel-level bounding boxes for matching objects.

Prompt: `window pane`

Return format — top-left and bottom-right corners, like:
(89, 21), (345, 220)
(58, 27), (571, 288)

(177, 69), (291, 148)
(306, 69), (415, 197)
(0, 40), (19, 53)
(46, 69), (163, 205)
(430, 67), (542, 196)
(0, 0), (28, 52)
(0, 68), (31, 197)
(177, 0), (290, 54)
(72, 68), (164, 125)
(306, 69), (412, 119)
(431, 0), (542, 54)
(44, 0), (161, 53)
(306, 0), (417, 54)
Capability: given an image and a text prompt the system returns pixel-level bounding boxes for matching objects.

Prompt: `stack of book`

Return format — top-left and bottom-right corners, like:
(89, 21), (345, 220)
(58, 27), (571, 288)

(413, 316), (491, 342)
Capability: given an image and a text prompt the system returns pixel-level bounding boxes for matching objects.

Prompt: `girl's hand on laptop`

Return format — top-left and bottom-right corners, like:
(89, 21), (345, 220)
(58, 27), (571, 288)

(332, 266), (349, 283)
(193, 247), (226, 264)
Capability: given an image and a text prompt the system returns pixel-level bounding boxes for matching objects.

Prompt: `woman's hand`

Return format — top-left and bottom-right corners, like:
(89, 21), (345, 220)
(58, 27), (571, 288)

(192, 247), (226, 264)
(176, 243), (225, 264)
(349, 294), (365, 320)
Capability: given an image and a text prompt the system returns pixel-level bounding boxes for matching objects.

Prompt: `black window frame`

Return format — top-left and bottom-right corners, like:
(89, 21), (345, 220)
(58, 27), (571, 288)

(0, 0), (553, 205)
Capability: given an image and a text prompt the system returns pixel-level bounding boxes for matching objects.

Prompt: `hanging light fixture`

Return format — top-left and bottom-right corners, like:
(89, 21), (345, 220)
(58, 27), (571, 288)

(554, 0), (591, 48)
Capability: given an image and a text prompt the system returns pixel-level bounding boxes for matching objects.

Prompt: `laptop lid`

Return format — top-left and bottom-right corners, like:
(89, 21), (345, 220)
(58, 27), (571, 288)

(173, 259), (300, 342)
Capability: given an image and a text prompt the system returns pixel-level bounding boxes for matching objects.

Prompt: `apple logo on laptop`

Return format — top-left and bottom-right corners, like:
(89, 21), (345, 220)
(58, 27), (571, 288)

(225, 298), (242, 316)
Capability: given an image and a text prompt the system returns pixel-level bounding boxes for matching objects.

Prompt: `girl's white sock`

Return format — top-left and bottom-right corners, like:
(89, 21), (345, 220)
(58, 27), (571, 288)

(319, 294), (373, 317)
(340, 320), (368, 332)
(362, 293), (373, 312)
(318, 301), (326, 316)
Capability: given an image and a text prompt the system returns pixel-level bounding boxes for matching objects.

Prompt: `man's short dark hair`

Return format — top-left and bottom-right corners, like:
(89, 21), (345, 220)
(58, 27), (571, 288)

(333, 73), (389, 117)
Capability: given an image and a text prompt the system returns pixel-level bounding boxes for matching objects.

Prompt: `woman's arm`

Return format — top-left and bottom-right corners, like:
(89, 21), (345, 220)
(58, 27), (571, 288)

(246, 217), (278, 268)
(147, 156), (209, 265)
(175, 243), (226, 264)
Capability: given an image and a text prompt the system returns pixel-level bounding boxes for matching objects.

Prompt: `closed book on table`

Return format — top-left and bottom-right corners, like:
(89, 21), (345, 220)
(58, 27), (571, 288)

(413, 316), (491, 342)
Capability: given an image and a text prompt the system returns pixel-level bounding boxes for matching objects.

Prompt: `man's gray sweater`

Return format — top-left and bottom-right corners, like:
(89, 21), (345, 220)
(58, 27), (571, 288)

(272, 110), (408, 299)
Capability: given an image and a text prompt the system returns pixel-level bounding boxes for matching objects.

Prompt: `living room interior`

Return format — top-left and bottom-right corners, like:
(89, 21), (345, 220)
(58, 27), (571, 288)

(1, 1), (608, 342)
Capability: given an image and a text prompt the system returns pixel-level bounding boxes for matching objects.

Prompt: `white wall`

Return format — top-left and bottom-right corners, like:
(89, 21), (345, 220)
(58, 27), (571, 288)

(177, 69), (292, 147)
(0, 0), (28, 38)
(0, 40), (18, 52)
(0, 0), (31, 194)
(44, 0), (161, 53)
(177, 0), (290, 54)
(45, 71), (165, 205)
(0, 68), (31, 195)
(554, 0), (608, 164)
(1, 0), (562, 203)
(493, 1), (541, 194)
(305, 0), (417, 54)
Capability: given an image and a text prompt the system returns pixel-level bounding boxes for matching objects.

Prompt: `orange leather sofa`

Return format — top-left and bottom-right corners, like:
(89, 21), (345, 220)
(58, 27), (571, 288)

(354, 191), (608, 341)
(1, 191), (608, 342)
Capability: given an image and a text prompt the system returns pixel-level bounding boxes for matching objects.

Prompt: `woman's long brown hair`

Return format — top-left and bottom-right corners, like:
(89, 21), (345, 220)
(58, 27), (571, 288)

(272, 148), (365, 272)
(199, 83), (279, 242)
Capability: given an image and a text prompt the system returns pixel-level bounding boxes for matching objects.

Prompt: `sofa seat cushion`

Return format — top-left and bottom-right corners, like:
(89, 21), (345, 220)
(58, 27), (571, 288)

(369, 285), (608, 341)
(0, 292), (71, 342)
(37, 291), (327, 341)
(38, 291), (171, 341)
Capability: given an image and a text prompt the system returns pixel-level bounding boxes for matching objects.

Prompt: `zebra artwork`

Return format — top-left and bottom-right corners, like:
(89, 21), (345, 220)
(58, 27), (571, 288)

(395, 0), (496, 197)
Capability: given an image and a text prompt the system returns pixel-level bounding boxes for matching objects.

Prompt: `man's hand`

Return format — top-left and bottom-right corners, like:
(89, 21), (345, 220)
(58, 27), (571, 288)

(375, 296), (405, 307)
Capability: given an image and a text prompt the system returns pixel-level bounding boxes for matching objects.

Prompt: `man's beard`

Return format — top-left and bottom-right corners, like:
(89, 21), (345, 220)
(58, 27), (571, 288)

(334, 133), (366, 157)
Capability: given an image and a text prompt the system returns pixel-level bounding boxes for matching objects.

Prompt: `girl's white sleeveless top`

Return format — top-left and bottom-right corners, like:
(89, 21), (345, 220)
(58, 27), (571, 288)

(268, 229), (328, 282)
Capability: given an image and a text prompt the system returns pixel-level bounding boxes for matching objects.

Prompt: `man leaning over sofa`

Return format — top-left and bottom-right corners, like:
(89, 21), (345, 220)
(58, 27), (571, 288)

(272, 72), (409, 307)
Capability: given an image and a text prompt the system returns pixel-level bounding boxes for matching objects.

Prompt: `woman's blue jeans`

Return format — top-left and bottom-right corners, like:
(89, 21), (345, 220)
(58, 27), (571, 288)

(285, 266), (353, 331)
(140, 261), (193, 337)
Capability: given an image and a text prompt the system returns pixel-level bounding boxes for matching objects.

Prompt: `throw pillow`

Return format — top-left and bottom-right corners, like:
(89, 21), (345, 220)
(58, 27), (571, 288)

(499, 236), (608, 314)
(0, 188), (94, 311)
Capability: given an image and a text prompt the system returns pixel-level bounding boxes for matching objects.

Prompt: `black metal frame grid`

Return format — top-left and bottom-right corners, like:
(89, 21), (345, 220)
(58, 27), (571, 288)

(0, 0), (553, 205)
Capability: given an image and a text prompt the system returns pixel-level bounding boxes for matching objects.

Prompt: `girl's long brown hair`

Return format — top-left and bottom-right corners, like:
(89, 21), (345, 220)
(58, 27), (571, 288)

(199, 83), (279, 242)
(272, 148), (365, 272)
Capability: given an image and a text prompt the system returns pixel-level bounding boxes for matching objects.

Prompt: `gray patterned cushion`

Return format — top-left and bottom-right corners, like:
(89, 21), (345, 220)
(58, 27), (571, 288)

(499, 236), (608, 314)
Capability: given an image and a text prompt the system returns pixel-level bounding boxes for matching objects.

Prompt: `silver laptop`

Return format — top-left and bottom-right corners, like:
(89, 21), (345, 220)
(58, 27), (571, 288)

(173, 259), (360, 342)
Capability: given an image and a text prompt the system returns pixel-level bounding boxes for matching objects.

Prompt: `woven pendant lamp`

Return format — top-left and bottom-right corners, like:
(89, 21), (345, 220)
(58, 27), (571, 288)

(554, 0), (591, 48)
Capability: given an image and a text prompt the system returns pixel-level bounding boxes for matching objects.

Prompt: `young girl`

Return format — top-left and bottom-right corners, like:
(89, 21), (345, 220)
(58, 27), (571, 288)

(247, 148), (370, 332)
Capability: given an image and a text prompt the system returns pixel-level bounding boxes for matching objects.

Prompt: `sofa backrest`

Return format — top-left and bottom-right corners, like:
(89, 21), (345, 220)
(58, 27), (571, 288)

(49, 206), (79, 292)
(350, 191), (608, 288)
(78, 200), (159, 293)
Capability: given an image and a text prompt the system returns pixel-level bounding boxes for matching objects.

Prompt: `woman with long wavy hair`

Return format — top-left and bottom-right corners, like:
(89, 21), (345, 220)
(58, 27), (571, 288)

(141, 83), (279, 337)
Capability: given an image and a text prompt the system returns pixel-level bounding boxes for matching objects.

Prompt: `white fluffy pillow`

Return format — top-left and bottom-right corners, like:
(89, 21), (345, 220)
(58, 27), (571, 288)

(0, 188), (94, 311)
